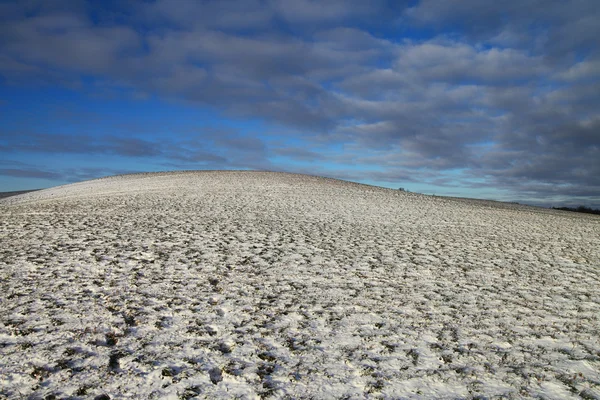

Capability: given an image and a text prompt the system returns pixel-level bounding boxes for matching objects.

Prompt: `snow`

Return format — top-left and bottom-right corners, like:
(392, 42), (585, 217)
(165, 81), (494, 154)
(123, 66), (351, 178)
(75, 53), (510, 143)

(1, 170), (599, 399)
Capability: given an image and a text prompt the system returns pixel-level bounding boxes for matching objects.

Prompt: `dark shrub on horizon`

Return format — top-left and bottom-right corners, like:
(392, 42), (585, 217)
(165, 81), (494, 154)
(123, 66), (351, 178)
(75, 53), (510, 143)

(552, 206), (600, 215)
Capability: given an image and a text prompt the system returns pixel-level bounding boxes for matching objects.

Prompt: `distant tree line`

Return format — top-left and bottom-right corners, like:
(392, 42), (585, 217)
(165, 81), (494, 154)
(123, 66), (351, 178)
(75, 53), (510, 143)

(552, 205), (600, 215)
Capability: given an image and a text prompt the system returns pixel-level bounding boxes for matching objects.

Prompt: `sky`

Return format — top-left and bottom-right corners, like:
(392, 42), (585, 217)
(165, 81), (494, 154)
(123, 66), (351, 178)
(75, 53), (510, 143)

(1, 0), (599, 208)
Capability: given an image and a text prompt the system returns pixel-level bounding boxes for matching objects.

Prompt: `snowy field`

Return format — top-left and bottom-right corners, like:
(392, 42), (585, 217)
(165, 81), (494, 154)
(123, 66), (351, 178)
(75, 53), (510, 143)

(1, 171), (599, 399)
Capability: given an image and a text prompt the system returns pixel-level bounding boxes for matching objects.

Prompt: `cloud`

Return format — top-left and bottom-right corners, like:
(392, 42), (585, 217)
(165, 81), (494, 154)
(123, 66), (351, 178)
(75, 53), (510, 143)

(138, 0), (273, 30)
(0, 11), (140, 76)
(0, 0), (598, 206)
(394, 42), (547, 84)
(0, 167), (62, 179)
(482, 116), (600, 187)
(0, 159), (148, 185)
(405, 0), (600, 58)
(168, 151), (228, 165)
(107, 137), (162, 157)
(557, 59), (600, 82)
(1, 132), (162, 157)
(273, 147), (325, 162)
(272, 0), (388, 24)
(0, 128), (275, 172)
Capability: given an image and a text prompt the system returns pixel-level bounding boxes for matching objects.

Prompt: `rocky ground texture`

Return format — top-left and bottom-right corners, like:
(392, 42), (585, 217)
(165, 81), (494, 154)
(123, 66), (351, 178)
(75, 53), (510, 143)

(1, 171), (599, 399)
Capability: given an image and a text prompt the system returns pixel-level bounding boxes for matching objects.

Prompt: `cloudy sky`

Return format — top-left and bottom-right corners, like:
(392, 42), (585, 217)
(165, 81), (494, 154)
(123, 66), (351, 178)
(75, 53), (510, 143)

(1, 0), (599, 207)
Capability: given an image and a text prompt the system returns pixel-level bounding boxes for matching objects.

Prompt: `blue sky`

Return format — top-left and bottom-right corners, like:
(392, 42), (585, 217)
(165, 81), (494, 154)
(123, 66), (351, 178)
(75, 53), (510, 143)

(1, 0), (599, 208)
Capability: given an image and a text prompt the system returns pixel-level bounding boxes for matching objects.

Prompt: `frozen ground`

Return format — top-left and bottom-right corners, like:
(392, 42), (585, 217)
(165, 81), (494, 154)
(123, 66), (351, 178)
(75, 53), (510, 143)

(1, 171), (599, 399)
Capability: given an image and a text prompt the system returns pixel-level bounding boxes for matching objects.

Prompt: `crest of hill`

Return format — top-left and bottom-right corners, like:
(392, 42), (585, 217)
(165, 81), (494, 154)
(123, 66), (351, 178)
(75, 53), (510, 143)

(0, 170), (573, 218)
(0, 171), (410, 205)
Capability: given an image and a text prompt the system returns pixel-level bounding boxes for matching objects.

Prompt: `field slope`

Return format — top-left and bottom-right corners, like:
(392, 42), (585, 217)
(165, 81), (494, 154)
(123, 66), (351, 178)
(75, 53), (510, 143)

(1, 171), (599, 399)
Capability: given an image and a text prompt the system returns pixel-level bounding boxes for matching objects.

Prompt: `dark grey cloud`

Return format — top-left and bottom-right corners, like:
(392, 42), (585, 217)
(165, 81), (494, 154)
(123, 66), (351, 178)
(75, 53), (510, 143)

(0, 168), (62, 180)
(108, 137), (162, 157)
(394, 42), (548, 84)
(273, 147), (325, 162)
(1, 132), (94, 154)
(480, 116), (600, 189)
(0, 159), (28, 167)
(0, 158), (146, 185)
(1, 132), (161, 157)
(212, 134), (274, 170)
(138, 0), (273, 30)
(272, 0), (387, 24)
(405, 0), (600, 73)
(168, 149), (228, 165)
(0, 130), (262, 168)
(0, 11), (140, 77)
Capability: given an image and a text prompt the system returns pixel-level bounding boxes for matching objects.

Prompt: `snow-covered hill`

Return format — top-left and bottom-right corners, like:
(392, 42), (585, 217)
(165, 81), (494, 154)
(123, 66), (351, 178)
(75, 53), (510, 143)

(1, 171), (599, 399)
